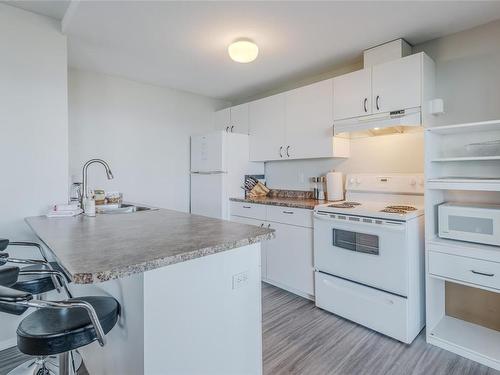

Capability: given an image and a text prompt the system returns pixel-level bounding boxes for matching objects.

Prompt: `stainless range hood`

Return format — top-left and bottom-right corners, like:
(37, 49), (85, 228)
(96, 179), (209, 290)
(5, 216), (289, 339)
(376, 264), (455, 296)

(333, 107), (422, 137)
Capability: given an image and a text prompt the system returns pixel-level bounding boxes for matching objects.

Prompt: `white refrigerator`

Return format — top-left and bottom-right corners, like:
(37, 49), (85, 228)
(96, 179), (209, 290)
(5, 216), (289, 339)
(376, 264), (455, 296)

(190, 131), (264, 219)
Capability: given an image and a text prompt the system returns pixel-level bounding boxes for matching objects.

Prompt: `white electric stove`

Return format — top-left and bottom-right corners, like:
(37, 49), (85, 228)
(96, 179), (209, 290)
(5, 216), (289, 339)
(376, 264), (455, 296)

(313, 173), (425, 344)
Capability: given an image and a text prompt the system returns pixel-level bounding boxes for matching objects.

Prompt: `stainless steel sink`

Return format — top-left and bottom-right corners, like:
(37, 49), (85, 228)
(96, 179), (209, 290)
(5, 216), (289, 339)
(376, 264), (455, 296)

(96, 203), (157, 214)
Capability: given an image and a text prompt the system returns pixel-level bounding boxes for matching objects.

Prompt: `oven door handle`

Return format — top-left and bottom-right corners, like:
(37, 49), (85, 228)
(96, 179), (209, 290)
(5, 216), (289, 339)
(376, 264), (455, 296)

(313, 212), (406, 230)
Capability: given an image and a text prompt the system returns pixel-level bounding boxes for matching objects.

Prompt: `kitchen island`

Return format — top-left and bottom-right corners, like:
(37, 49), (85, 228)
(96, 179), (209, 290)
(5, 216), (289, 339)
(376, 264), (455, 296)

(25, 209), (273, 375)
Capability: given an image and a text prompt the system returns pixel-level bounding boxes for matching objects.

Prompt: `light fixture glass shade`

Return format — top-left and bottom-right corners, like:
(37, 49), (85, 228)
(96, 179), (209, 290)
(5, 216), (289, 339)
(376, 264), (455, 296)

(228, 40), (259, 63)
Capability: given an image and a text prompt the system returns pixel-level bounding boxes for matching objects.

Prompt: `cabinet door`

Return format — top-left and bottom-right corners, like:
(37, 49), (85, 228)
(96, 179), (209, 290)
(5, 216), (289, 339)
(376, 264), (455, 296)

(266, 222), (314, 296)
(248, 94), (285, 161)
(229, 215), (267, 279)
(230, 103), (249, 134)
(285, 79), (335, 159)
(372, 53), (422, 113)
(248, 94), (286, 161)
(333, 69), (372, 121)
(214, 108), (231, 132)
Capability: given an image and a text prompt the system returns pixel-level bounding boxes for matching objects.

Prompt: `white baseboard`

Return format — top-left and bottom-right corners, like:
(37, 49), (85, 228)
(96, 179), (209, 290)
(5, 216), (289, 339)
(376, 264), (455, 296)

(0, 337), (16, 351)
(262, 279), (315, 301)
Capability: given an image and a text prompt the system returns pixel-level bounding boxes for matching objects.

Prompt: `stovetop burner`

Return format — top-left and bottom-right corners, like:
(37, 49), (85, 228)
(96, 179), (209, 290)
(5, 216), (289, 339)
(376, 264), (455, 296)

(380, 205), (417, 214)
(385, 205), (417, 211)
(380, 208), (408, 214)
(328, 201), (361, 209)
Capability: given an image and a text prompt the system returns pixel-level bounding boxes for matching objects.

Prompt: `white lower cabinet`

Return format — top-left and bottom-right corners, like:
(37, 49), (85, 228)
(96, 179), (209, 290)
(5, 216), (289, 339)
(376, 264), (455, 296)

(230, 201), (314, 299)
(230, 215), (268, 279)
(266, 222), (314, 297)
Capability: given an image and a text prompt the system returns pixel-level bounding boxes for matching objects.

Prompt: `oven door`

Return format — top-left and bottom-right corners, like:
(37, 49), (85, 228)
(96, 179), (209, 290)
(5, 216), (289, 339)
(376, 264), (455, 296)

(313, 212), (408, 296)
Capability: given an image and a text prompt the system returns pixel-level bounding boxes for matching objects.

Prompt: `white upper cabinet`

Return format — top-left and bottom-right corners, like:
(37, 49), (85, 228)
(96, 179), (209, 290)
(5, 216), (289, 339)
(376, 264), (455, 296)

(333, 52), (428, 122)
(228, 103), (249, 134)
(214, 104), (249, 134)
(372, 53), (422, 113)
(286, 79), (348, 159)
(214, 108), (230, 132)
(249, 93), (286, 162)
(333, 69), (372, 121)
(248, 81), (350, 161)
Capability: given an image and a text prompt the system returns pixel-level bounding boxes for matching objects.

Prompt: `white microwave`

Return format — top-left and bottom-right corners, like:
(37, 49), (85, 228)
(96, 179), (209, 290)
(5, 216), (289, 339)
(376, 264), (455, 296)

(438, 202), (500, 246)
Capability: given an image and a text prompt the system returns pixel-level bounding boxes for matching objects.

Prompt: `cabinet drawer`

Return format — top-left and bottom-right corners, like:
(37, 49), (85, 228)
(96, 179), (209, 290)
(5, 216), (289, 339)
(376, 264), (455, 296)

(315, 272), (409, 343)
(229, 201), (266, 220)
(429, 251), (500, 290)
(266, 205), (312, 227)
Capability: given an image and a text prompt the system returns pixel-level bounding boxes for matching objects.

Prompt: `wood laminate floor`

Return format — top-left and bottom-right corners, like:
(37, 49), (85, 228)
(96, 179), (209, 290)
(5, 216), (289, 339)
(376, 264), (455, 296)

(262, 282), (499, 375)
(0, 283), (498, 374)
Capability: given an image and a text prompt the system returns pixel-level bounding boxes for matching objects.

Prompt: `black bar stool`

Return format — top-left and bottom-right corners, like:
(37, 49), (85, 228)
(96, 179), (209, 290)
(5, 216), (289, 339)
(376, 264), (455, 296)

(0, 267), (120, 375)
(0, 239), (75, 373)
(0, 239), (69, 296)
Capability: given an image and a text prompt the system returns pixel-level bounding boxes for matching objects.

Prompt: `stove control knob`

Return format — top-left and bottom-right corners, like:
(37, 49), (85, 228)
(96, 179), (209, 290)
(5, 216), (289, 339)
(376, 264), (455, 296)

(355, 177), (361, 185)
(410, 178), (417, 186)
(349, 178), (355, 185)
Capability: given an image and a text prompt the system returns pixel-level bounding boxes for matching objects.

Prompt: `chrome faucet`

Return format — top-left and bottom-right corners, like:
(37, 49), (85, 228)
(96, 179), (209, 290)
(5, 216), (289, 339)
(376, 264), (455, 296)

(81, 159), (114, 205)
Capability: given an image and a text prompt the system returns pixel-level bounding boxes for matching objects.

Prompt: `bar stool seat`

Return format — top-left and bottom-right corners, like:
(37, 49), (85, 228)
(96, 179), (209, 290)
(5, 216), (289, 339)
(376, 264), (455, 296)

(12, 262), (69, 295)
(17, 296), (120, 357)
(0, 267), (20, 287)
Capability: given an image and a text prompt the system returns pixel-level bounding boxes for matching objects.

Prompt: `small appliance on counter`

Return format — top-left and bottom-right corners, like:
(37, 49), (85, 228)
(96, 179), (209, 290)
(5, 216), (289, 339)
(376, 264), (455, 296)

(326, 171), (344, 201)
(438, 202), (500, 246)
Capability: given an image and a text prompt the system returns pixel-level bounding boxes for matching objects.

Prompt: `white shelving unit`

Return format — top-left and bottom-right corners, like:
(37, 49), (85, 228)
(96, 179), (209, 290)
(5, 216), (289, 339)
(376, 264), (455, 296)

(425, 120), (500, 370)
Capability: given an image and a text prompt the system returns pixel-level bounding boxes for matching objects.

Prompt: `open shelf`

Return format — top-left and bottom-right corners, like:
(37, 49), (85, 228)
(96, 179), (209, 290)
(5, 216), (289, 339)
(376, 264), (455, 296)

(426, 177), (500, 191)
(426, 120), (500, 135)
(427, 237), (500, 260)
(431, 156), (500, 162)
(429, 316), (500, 367)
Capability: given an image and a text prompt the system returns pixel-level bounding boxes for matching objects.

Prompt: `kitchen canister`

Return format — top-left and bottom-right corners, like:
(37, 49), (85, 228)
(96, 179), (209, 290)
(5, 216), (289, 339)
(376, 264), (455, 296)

(326, 171), (344, 201)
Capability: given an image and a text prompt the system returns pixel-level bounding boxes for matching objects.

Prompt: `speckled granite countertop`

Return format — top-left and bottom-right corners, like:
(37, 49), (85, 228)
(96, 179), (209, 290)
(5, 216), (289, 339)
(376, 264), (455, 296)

(230, 196), (328, 210)
(25, 209), (274, 284)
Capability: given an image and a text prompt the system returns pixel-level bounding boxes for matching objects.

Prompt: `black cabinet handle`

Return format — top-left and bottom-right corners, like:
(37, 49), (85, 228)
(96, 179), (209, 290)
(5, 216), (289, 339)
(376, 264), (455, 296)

(283, 211), (294, 214)
(225, 126), (229, 132)
(286, 145), (290, 157)
(243, 206), (251, 209)
(260, 223), (264, 227)
(231, 126), (234, 132)
(376, 95), (380, 111)
(363, 98), (368, 113)
(471, 270), (494, 277)
(279, 146), (283, 158)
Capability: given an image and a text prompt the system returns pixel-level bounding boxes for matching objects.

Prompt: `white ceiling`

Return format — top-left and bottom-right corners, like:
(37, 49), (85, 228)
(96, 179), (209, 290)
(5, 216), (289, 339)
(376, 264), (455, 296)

(6, 1), (500, 101)
(4, 0), (69, 19)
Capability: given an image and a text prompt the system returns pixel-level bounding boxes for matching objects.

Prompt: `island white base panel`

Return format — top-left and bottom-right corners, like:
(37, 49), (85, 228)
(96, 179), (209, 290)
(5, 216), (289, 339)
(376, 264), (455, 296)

(74, 243), (262, 375)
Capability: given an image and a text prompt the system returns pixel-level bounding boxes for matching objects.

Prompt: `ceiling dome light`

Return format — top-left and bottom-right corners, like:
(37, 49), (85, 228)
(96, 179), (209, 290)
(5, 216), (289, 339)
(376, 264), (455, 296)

(228, 40), (259, 63)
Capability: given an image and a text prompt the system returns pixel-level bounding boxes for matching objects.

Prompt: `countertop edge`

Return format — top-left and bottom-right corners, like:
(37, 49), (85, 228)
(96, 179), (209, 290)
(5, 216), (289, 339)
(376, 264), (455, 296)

(70, 230), (274, 284)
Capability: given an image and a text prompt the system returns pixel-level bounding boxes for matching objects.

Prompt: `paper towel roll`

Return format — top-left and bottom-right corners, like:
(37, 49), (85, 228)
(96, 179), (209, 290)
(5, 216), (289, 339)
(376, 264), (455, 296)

(326, 172), (344, 201)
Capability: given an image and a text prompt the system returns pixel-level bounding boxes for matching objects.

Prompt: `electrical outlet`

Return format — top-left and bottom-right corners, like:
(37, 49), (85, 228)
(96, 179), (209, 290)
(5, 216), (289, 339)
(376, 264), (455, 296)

(232, 271), (249, 289)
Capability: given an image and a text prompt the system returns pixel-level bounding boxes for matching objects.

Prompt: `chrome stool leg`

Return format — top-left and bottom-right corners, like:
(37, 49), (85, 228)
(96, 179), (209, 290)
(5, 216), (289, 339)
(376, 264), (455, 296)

(7, 352), (82, 375)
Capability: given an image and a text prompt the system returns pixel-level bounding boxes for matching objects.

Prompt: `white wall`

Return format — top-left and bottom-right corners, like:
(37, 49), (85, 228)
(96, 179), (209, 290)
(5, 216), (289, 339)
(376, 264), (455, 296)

(266, 19), (500, 190)
(415, 19), (500, 126)
(0, 4), (68, 348)
(69, 68), (227, 212)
